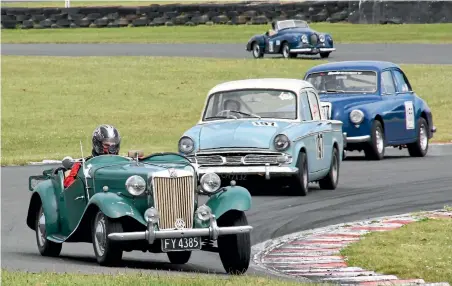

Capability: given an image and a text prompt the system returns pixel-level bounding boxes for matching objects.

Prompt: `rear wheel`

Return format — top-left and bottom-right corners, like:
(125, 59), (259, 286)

(35, 205), (62, 257)
(167, 251), (192, 264)
(407, 117), (429, 157)
(318, 147), (340, 190)
(217, 211), (251, 275)
(92, 210), (123, 266)
(364, 120), (385, 160)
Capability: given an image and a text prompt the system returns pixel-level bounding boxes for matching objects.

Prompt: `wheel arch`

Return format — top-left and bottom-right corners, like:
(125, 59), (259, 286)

(26, 192), (42, 230)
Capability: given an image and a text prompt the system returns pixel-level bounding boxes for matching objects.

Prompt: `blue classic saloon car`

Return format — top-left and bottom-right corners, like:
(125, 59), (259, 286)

(246, 20), (335, 59)
(303, 61), (436, 160)
(178, 78), (345, 196)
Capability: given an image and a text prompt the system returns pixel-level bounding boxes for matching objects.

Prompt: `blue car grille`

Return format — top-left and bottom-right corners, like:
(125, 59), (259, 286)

(189, 153), (285, 166)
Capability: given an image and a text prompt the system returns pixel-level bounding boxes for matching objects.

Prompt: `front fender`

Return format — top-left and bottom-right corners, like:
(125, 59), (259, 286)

(246, 35), (265, 50)
(205, 186), (251, 220)
(87, 192), (146, 226)
(26, 180), (60, 236)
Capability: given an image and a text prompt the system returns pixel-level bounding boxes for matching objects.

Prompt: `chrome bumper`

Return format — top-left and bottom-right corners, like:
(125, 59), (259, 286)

(290, 47), (336, 53)
(108, 214), (253, 244)
(195, 165), (298, 180)
(346, 135), (371, 143)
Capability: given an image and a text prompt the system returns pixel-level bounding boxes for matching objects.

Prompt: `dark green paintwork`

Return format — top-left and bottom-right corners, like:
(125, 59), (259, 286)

(206, 186), (252, 219)
(26, 153), (252, 244)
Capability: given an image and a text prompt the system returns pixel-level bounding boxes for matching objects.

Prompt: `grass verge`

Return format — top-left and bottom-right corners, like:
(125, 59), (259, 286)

(1, 56), (451, 165)
(340, 218), (452, 284)
(0, 269), (323, 286)
(2, 24), (452, 44)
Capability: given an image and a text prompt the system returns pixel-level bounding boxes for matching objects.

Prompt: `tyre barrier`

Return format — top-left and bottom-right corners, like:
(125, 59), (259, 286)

(2, 0), (452, 29)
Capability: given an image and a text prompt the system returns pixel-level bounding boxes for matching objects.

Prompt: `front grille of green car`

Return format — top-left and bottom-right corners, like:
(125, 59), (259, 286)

(152, 175), (195, 230)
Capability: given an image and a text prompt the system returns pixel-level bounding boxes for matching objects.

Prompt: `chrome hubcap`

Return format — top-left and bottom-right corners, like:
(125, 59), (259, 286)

(420, 124), (428, 150)
(94, 213), (107, 256)
(283, 46), (289, 58)
(37, 209), (46, 246)
(253, 45), (259, 57)
(376, 129), (384, 154)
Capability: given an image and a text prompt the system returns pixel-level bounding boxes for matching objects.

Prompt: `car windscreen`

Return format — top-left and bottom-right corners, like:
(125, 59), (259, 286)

(277, 20), (307, 30)
(305, 71), (378, 94)
(203, 89), (297, 121)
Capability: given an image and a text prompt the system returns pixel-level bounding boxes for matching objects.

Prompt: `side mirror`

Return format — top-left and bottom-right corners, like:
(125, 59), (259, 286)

(62, 156), (74, 169)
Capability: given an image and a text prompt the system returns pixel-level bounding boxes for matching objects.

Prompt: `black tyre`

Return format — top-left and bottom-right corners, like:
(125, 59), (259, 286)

(407, 117), (429, 157)
(35, 205), (62, 257)
(290, 151), (309, 196)
(217, 211), (251, 275)
(167, 251), (192, 264)
(318, 147), (340, 190)
(364, 120), (385, 160)
(92, 210), (123, 266)
(252, 42), (263, 59)
(320, 52), (330, 59)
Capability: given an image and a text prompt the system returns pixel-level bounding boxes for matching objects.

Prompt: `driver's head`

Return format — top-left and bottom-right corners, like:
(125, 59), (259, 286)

(224, 99), (240, 111)
(92, 124), (121, 157)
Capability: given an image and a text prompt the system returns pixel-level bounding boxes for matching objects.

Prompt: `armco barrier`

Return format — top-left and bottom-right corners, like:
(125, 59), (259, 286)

(2, 0), (452, 29)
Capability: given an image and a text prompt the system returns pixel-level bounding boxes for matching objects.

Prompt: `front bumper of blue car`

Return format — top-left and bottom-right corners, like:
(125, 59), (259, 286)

(291, 47), (336, 53)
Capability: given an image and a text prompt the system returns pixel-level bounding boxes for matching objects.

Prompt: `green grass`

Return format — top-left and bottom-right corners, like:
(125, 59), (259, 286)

(1, 56), (451, 165)
(340, 218), (452, 284)
(2, 24), (452, 44)
(0, 269), (324, 286)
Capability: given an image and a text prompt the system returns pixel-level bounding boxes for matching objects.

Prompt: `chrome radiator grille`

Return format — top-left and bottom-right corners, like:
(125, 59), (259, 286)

(189, 152), (290, 166)
(152, 175), (195, 230)
(310, 34), (319, 45)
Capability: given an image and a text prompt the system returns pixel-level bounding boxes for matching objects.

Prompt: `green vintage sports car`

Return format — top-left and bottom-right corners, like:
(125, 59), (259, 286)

(26, 151), (253, 274)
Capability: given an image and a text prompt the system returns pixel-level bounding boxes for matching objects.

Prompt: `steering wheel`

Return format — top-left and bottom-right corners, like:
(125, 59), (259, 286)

(216, 110), (240, 119)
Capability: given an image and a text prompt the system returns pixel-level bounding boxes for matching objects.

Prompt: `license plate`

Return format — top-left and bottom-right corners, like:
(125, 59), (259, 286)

(161, 237), (202, 252)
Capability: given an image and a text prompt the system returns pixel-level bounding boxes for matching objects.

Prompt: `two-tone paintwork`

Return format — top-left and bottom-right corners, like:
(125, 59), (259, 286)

(179, 78), (345, 183)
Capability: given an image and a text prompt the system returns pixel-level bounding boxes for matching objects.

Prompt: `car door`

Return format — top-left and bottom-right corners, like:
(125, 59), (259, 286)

(391, 68), (417, 140)
(264, 33), (281, 54)
(306, 88), (330, 172)
(62, 175), (88, 235)
(380, 69), (406, 143)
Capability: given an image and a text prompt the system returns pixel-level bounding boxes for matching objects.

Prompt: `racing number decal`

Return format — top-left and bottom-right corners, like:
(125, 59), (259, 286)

(316, 133), (324, 160)
(269, 41), (274, 52)
(404, 101), (415, 130)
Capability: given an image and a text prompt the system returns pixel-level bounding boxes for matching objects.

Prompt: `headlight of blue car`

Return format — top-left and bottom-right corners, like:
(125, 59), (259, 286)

(350, 109), (365, 124)
(274, 134), (290, 151)
(178, 136), (194, 154)
(319, 34), (325, 43)
(301, 35), (308, 43)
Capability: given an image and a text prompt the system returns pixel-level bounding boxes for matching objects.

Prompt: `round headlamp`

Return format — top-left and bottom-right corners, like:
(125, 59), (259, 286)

(144, 207), (160, 224)
(274, 134), (290, 151)
(350, 109), (364, 124)
(200, 172), (221, 194)
(301, 34), (308, 43)
(125, 175), (146, 196)
(178, 136), (194, 154)
(319, 34), (325, 43)
(195, 205), (212, 222)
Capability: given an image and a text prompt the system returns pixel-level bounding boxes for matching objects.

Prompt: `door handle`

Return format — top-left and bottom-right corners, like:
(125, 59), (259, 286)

(75, 196), (85, 201)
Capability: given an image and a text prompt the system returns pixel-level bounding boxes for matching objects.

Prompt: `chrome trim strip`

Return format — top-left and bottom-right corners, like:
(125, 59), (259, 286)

(346, 135), (371, 143)
(290, 48), (312, 52)
(195, 165), (298, 175)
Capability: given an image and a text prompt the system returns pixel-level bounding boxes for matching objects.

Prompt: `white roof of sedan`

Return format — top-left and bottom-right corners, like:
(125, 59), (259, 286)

(207, 78), (315, 95)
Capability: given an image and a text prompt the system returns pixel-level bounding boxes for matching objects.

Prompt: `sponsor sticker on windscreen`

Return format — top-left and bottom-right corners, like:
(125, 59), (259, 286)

(279, 92), (294, 100)
(327, 71), (363, 75)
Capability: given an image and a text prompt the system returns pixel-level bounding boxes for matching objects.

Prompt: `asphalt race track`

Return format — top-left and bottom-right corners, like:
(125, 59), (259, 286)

(2, 41), (452, 278)
(3, 43), (452, 64)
